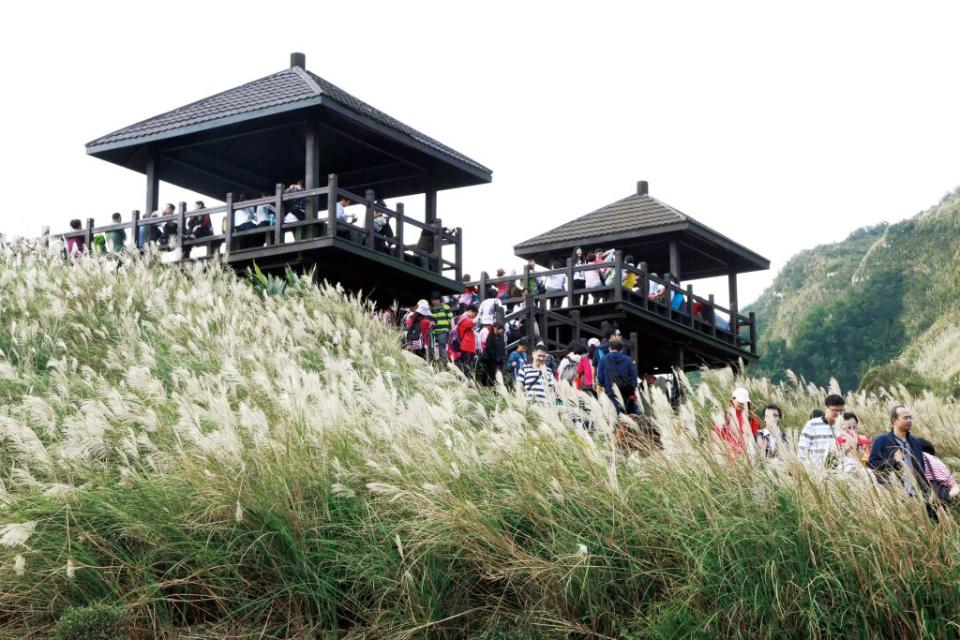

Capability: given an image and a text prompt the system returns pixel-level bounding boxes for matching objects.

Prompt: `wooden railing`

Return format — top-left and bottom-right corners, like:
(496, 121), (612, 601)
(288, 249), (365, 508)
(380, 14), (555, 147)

(57, 173), (463, 281)
(465, 250), (757, 356)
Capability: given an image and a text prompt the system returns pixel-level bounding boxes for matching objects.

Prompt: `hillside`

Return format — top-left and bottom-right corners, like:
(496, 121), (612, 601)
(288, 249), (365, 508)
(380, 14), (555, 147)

(749, 187), (960, 391)
(4, 250), (960, 638)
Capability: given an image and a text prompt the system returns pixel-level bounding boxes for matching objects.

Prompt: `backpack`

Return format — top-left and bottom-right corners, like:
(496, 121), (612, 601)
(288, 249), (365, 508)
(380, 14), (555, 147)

(404, 316), (423, 351)
(559, 355), (579, 384)
(448, 316), (462, 353)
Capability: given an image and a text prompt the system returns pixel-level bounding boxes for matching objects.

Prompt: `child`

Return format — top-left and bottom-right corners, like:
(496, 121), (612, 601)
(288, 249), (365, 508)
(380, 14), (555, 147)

(507, 342), (529, 383)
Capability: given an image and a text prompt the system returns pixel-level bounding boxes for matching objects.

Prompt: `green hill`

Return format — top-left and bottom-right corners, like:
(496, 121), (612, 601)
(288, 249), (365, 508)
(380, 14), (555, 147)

(749, 187), (960, 392)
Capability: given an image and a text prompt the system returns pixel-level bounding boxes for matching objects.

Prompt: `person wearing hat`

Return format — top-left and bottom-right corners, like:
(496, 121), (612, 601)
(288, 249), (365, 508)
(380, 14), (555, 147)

(713, 387), (761, 458)
(403, 299), (435, 360)
(429, 292), (454, 364)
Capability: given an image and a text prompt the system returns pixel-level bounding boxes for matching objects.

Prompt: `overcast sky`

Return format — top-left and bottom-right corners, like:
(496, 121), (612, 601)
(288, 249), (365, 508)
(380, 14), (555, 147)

(2, 1), (958, 306)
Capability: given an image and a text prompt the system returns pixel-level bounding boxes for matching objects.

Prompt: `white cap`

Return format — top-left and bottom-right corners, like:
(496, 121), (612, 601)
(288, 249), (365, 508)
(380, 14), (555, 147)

(732, 387), (750, 404)
(587, 337), (600, 347)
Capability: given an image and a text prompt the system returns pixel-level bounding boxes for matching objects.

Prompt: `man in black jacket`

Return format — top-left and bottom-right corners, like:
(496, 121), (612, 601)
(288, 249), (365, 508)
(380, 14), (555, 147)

(868, 405), (929, 497)
(602, 339), (638, 415)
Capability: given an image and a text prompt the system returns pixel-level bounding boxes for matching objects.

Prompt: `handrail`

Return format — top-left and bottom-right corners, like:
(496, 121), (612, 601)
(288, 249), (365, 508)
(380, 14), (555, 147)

(51, 173), (463, 282)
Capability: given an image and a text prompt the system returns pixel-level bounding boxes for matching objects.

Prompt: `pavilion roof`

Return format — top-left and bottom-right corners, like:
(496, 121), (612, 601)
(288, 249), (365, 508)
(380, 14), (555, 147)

(85, 65), (490, 177)
(514, 183), (769, 277)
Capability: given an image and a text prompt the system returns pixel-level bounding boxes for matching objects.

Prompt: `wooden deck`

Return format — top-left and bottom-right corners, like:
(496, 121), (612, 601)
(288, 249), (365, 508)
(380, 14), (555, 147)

(467, 253), (757, 373)
(61, 174), (464, 306)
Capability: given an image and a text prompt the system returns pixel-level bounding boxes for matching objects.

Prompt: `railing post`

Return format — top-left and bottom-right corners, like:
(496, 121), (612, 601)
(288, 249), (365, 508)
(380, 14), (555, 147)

(708, 294), (717, 337)
(131, 210), (141, 250)
(432, 221), (443, 273)
(638, 261), (648, 310)
(686, 284), (695, 327)
(394, 203), (405, 259)
(84, 218), (94, 254)
(613, 250), (623, 302)
(479, 271), (488, 302)
(177, 202), (186, 256)
(454, 226), (463, 281)
(224, 193), (234, 259)
(364, 189), (376, 249)
(326, 173), (338, 238)
(749, 311), (757, 355)
(523, 263), (531, 296)
(571, 310), (581, 343)
(566, 257), (575, 307)
(274, 183), (285, 246)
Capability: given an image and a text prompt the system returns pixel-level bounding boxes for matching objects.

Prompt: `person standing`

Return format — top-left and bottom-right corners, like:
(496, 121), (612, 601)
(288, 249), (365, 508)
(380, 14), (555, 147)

(403, 301), (434, 360)
(714, 387), (761, 458)
(755, 403), (785, 458)
(105, 212), (127, 252)
(797, 394), (845, 465)
(477, 289), (504, 328)
(572, 248), (588, 306)
(543, 258), (568, 309)
(456, 304), (478, 374)
(602, 339), (638, 414)
(65, 219), (85, 257)
(477, 322), (506, 386)
(557, 341), (586, 387)
(430, 292), (454, 364)
(521, 346), (557, 404)
(868, 405), (929, 496)
(507, 342), (529, 384)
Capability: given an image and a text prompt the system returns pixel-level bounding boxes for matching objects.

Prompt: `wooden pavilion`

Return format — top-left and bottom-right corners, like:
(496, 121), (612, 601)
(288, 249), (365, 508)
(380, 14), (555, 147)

(469, 181), (769, 373)
(79, 53), (491, 304)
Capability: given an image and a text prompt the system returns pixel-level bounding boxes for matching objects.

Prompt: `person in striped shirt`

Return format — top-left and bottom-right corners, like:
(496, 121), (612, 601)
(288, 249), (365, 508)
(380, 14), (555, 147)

(916, 437), (960, 499)
(429, 292), (454, 364)
(520, 346), (557, 404)
(797, 394), (845, 465)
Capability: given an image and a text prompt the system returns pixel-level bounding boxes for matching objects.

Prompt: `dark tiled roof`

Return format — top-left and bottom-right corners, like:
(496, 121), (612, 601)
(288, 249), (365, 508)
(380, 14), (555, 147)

(515, 193), (689, 250)
(85, 67), (490, 175)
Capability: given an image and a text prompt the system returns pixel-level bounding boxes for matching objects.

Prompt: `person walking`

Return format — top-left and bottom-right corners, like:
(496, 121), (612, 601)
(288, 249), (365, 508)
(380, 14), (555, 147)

(105, 212), (127, 252)
(797, 394), (845, 465)
(477, 322), (506, 386)
(868, 405), (929, 497)
(714, 387), (761, 458)
(456, 304), (478, 374)
(521, 346), (557, 404)
(602, 339), (638, 415)
(430, 292), (454, 364)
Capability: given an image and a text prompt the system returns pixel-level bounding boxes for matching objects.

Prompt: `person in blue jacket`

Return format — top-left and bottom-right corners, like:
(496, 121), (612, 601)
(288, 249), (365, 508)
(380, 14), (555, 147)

(602, 339), (638, 415)
(868, 405), (930, 497)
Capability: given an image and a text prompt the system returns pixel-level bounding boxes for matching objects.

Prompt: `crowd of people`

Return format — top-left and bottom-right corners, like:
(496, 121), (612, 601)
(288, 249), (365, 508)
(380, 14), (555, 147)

(714, 388), (960, 511)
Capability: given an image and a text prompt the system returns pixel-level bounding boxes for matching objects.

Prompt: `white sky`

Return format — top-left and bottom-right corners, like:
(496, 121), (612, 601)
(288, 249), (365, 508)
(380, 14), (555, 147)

(1, 1), (958, 306)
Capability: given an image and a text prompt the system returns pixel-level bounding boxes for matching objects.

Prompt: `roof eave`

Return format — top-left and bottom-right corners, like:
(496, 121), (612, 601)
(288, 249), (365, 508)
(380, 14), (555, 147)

(685, 219), (770, 272)
(514, 222), (692, 257)
(84, 96), (324, 157)
(319, 96), (492, 184)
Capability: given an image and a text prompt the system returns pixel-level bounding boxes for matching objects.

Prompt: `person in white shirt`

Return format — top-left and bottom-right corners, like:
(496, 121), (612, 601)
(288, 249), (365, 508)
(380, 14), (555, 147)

(543, 258), (568, 309)
(477, 290), (504, 327)
(336, 197), (356, 223)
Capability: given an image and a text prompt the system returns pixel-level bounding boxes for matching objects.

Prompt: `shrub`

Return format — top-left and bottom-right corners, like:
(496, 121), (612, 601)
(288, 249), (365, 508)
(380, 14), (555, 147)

(53, 603), (128, 640)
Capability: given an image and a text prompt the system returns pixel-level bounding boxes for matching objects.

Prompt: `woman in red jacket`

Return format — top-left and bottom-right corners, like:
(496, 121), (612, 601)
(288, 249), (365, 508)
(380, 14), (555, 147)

(457, 305), (478, 374)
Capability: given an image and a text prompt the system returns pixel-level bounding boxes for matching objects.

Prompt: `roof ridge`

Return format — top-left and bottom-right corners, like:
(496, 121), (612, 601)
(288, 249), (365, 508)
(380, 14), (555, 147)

(292, 66), (324, 96)
(85, 68), (301, 148)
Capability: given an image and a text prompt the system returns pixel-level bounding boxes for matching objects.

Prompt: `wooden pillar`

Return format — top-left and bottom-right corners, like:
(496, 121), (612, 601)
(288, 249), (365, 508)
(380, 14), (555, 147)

(84, 218), (94, 254)
(425, 189), (437, 224)
(479, 272), (488, 302)
(304, 124), (321, 223)
(566, 257), (575, 307)
(708, 294), (717, 337)
(176, 202), (186, 256)
(326, 173), (339, 238)
(728, 270), (739, 337)
(525, 292), (536, 347)
(613, 250), (623, 302)
(274, 183), (285, 246)
(131, 210), (141, 250)
(432, 221), (443, 273)
(749, 311), (758, 355)
(676, 342), (686, 371)
(669, 239), (681, 280)
(454, 227), (463, 281)
(686, 284), (695, 327)
(571, 310), (581, 343)
(638, 261), (649, 310)
(145, 154), (159, 217)
(394, 203), (405, 259)
(630, 332), (639, 361)
(364, 189), (376, 249)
